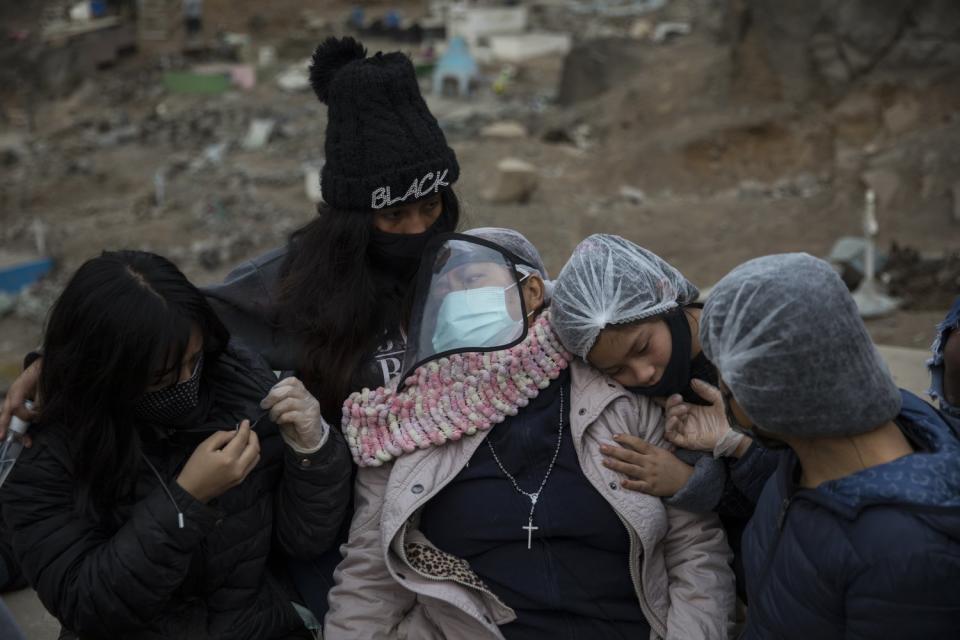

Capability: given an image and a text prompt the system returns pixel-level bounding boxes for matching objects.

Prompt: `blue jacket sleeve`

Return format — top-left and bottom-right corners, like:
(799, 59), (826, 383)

(664, 449), (726, 513)
(728, 442), (781, 505)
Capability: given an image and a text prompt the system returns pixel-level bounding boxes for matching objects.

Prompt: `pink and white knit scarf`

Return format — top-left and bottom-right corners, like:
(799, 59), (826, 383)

(342, 313), (571, 467)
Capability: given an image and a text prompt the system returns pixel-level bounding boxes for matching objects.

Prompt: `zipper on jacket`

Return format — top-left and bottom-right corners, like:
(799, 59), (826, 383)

(614, 511), (668, 639)
(753, 496), (792, 598)
(776, 497), (792, 531)
(397, 522), (455, 584)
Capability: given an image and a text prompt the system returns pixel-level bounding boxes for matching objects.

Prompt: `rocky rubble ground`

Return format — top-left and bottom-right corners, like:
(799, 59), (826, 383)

(0, 0), (958, 385)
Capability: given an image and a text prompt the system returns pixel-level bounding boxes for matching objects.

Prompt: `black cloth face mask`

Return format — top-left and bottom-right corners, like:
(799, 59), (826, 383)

(367, 206), (454, 277)
(625, 309), (693, 398)
(133, 355), (204, 424)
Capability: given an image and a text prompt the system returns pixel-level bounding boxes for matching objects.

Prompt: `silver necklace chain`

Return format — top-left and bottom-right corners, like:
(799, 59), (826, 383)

(486, 385), (564, 549)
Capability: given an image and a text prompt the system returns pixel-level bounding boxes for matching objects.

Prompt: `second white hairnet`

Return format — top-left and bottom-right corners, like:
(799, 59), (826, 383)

(551, 234), (699, 359)
(700, 252), (902, 438)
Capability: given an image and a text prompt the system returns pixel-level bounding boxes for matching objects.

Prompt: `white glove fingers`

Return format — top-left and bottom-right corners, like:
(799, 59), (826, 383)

(665, 416), (682, 438)
(269, 397), (303, 423)
(261, 380), (308, 409)
(664, 393), (685, 410)
(278, 411), (325, 449)
(261, 385), (293, 409)
(276, 410), (305, 427)
(689, 378), (723, 404)
(665, 402), (690, 421)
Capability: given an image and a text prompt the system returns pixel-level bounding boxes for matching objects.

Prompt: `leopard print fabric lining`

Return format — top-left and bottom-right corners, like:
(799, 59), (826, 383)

(404, 541), (498, 597)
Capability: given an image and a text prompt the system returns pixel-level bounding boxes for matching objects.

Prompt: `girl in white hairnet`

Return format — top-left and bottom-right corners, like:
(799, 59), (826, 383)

(551, 234), (778, 599)
(552, 235), (775, 501)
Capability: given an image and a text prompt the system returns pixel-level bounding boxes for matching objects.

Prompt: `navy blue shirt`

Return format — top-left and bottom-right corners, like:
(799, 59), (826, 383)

(420, 370), (649, 640)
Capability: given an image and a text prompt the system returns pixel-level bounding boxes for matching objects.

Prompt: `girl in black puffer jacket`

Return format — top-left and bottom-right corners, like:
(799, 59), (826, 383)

(0, 251), (351, 640)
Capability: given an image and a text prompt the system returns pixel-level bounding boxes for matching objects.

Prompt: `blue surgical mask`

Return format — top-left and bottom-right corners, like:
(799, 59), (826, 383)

(432, 280), (527, 354)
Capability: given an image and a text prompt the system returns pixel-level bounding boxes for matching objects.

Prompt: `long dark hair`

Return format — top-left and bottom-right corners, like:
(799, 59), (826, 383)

(277, 189), (460, 421)
(39, 250), (229, 517)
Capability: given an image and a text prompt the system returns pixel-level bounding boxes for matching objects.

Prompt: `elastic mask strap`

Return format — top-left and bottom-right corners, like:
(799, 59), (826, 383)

(504, 272), (531, 293)
(508, 272), (537, 319)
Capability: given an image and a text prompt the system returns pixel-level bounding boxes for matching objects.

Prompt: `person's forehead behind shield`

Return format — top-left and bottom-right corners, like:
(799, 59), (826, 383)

(432, 243), (521, 293)
(399, 234), (537, 387)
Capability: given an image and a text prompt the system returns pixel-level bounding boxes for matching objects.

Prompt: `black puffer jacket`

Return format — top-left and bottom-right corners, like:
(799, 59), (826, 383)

(1, 342), (352, 640)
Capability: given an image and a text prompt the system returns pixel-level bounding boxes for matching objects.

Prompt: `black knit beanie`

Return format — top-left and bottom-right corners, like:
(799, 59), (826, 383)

(309, 37), (460, 212)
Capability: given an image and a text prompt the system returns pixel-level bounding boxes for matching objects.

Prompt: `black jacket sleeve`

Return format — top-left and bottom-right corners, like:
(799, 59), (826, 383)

(274, 426), (353, 559)
(1, 441), (220, 637)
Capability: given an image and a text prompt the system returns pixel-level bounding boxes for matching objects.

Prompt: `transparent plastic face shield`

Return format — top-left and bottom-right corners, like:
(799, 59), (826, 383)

(398, 233), (536, 388)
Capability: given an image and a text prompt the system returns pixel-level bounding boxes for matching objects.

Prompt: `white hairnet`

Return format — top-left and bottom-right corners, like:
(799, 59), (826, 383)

(551, 234), (699, 359)
(701, 253), (902, 438)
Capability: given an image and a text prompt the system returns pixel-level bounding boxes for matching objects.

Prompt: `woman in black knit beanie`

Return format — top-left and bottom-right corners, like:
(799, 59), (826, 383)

(216, 36), (464, 425)
(209, 37), (465, 620)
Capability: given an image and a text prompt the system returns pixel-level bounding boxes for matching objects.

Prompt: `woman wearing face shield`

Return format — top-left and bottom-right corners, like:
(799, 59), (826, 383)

(325, 228), (734, 640)
(0, 251), (350, 640)
(664, 253), (960, 639)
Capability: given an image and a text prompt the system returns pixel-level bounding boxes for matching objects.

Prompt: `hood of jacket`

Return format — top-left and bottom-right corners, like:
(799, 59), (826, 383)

(792, 390), (960, 540)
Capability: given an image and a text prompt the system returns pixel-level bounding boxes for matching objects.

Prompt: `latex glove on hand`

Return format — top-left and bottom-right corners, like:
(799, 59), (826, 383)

(664, 378), (748, 458)
(260, 377), (327, 453)
(600, 435), (694, 496)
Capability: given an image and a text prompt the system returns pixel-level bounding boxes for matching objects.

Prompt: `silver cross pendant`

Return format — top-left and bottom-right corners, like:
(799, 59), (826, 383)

(522, 517), (539, 549)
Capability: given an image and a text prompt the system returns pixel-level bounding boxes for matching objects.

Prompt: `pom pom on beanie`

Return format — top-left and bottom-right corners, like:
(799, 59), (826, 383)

(309, 37), (367, 104)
